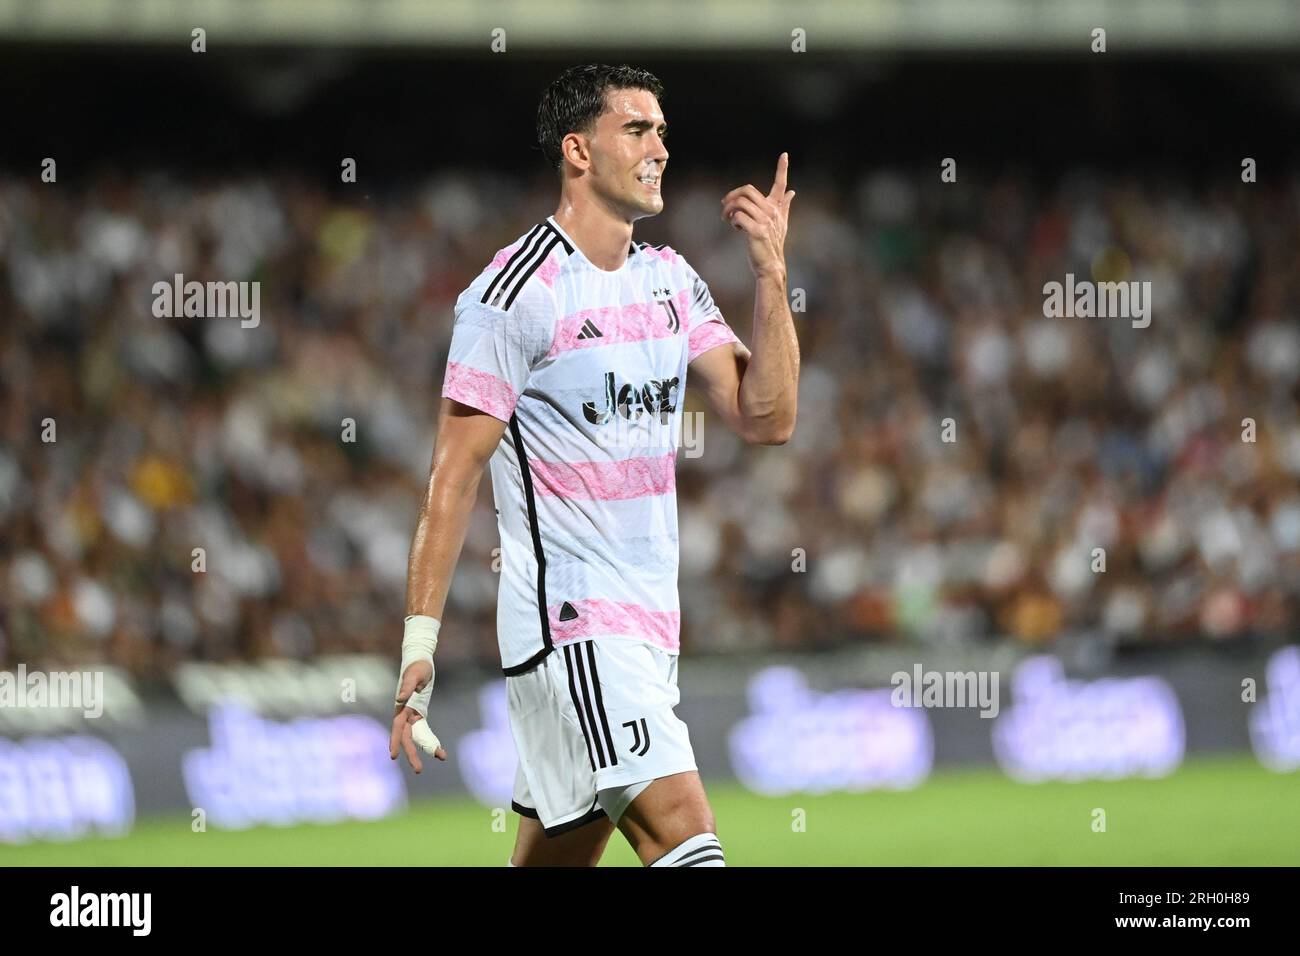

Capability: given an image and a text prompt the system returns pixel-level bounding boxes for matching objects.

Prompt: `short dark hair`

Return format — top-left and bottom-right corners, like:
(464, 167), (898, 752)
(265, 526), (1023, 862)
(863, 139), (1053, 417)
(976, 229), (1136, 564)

(537, 63), (665, 171)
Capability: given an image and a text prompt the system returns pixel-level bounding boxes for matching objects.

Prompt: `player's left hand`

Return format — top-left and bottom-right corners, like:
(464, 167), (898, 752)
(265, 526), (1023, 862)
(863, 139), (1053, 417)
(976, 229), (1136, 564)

(390, 659), (447, 773)
(720, 152), (795, 278)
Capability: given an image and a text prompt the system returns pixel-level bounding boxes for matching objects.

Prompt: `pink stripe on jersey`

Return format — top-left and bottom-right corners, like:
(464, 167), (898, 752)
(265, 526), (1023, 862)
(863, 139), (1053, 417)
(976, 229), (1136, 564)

(535, 252), (562, 288)
(442, 361), (518, 421)
(548, 301), (676, 357)
(640, 245), (681, 266)
(488, 243), (521, 270)
(549, 599), (681, 651)
(527, 451), (676, 501)
(688, 319), (740, 362)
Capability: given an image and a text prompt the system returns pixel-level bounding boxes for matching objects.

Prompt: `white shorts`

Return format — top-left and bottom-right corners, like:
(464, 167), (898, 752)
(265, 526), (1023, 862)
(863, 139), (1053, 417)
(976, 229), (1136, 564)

(508, 638), (698, 837)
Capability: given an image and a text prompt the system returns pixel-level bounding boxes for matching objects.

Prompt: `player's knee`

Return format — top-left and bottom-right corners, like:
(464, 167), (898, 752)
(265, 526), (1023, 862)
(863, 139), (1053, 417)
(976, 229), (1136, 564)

(672, 791), (715, 836)
(621, 776), (715, 844)
(687, 808), (718, 838)
(649, 832), (725, 867)
(654, 777), (713, 828)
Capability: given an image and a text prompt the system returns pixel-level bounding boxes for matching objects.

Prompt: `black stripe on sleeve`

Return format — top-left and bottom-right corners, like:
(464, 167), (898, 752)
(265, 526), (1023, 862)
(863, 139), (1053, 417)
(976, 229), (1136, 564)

(482, 223), (545, 306)
(502, 235), (561, 310)
(545, 221), (573, 255)
(490, 227), (550, 308)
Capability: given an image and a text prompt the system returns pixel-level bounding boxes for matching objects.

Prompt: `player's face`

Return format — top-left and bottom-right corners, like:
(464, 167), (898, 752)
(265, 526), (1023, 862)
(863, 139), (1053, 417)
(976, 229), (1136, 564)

(587, 88), (668, 221)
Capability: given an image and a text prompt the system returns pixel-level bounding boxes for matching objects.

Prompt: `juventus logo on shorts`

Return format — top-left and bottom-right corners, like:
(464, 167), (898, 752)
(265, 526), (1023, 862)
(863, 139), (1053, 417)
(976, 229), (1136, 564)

(623, 717), (651, 756)
(652, 287), (680, 333)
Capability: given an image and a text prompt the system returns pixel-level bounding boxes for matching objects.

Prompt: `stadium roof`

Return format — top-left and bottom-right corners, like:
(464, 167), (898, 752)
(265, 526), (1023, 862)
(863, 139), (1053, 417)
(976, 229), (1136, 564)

(2, 0), (1299, 52)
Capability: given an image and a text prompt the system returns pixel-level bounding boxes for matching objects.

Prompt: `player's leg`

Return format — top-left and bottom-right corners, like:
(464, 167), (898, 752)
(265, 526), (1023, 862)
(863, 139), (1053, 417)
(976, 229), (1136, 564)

(504, 651), (614, 866)
(610, 769), (722, 866)
(509, 813), (615, 867)
(581, 640), (725, 866)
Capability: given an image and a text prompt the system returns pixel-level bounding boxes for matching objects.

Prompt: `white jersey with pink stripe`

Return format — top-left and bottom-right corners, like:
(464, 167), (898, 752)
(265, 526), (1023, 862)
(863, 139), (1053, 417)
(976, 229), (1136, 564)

(442, 215), (741, 673)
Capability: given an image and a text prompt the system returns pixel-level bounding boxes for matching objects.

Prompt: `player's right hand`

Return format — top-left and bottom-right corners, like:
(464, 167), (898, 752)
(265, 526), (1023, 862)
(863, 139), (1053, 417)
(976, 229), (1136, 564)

(390, 659), (447, 772)
(720, 151), (795, 278)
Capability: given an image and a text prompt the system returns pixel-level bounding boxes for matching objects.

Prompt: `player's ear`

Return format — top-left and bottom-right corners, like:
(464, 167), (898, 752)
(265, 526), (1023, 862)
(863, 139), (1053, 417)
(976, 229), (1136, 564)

(561, 132), (591, 173)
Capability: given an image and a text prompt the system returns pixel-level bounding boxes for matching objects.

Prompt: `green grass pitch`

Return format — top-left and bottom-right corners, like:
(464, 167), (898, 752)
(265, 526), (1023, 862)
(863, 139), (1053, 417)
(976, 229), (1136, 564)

(2, 755), (1295, 865)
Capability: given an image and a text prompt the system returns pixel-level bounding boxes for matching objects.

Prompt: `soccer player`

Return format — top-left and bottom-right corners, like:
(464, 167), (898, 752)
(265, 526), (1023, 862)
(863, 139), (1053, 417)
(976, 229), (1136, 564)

(389, 63), (798, 867)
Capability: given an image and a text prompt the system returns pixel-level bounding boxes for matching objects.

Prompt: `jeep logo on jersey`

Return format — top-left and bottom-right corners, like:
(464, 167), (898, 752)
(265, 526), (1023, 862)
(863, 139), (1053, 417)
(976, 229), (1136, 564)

(583, 371), (680, 425)
(651, 287), (681, 333)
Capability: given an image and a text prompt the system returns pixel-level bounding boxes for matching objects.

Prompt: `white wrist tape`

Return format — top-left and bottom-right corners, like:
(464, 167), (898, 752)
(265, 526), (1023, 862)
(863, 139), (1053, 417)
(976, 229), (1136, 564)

(397, 615), (440, 743)
(398, 615), (442, 755)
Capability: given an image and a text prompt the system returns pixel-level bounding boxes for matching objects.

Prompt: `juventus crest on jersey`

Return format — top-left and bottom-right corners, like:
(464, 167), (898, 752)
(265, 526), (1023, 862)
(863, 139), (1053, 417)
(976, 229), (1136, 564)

(442, 215), (741, 673)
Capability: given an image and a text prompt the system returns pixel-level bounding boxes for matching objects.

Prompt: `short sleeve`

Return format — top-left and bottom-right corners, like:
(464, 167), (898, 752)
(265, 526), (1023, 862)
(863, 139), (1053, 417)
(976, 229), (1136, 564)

(441, 281), (556, 422)
(682, 258), (741, 363)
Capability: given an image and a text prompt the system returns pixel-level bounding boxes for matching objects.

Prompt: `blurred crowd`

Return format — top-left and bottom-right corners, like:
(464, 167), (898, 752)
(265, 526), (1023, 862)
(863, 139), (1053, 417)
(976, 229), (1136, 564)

(2, 168), (1299, 677)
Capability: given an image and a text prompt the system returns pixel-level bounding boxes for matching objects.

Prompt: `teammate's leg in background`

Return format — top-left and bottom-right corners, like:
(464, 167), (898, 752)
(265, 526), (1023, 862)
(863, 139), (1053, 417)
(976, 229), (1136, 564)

(509, 815), (615, 867)
(614, 770), (723, 866)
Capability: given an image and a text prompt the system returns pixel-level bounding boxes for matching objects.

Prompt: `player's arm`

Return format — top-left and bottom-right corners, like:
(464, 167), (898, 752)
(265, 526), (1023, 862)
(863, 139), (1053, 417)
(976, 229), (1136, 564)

(690, 152), (799, 445)
(405, 397), (507, 622)
(390, 398), (506, 773)
(688, 277), (796, 445)
(390, 275), (555, 772)
(690, 341), (755, 441)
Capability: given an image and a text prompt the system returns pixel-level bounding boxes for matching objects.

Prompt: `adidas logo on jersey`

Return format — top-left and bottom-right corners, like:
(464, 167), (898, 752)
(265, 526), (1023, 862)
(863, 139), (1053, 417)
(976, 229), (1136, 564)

(583, 371), (681, 425)
(576, 319), (603, 340)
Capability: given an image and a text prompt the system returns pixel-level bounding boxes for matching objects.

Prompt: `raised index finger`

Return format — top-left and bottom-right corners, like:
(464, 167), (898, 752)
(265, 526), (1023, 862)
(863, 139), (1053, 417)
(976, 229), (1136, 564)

(769, 152), (789, 201)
